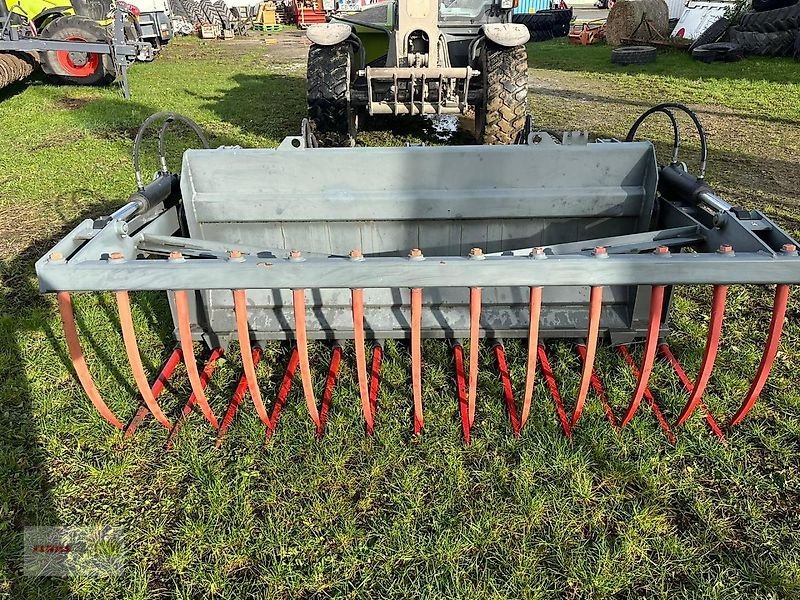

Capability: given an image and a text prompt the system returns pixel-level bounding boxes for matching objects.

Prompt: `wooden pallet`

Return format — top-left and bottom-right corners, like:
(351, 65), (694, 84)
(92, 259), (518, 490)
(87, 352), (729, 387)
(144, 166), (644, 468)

(253, 23), (283, 31)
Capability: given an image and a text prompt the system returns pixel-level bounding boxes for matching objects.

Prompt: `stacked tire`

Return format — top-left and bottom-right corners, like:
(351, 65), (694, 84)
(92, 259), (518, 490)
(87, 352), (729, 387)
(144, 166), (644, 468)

(513, 9), (573, 42)
(730, 0), (800, 57)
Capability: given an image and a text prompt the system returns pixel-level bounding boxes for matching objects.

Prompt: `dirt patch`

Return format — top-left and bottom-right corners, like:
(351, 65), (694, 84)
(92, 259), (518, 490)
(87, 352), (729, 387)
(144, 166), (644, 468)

(55, 97), (91, 110)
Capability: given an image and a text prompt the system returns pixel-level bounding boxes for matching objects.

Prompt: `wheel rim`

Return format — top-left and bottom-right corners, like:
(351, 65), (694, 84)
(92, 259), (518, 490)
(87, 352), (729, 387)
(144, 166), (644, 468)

(56, 37), (101, 77)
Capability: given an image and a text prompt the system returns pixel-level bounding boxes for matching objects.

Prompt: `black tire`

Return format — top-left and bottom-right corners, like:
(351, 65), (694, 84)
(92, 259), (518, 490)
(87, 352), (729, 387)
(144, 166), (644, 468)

(200, 0), (222, 25)
(39, 15), (115, 85)
(476, 43), (528, 145)
(610, 45), (657, 64)
(534, 9), (573, 36)
(691, 42), (743, 62)
(529, 28), (555, 42)
(213, 0), (231, 28)
(307, 43), (356, 147)
(512, 12), (557, 31)
(728, 27), (797, 55)
(170, 0), (190, 19)
(751, 0), (797, 12)
(739, 4), (800, 33)
(689, 17), (729, 51)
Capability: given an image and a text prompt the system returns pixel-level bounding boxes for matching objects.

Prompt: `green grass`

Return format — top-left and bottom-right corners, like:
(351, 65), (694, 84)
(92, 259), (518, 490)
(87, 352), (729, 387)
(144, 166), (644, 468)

(1, 35), (800, 597)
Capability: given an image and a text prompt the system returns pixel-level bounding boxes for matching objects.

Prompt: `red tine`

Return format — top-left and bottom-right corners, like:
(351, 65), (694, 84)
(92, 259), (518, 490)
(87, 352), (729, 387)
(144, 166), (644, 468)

(215, 346), (264, 447)
(618, 345), (676, 443)
(572, 286), (603, 427)
(233, 289), (273, 429)
(369, 343), (382, 418)
(124, 348), (182, 438)
(173, 290), (220, 429)
(292, 288), (321, 430)
(675, 285), (728, 427)
(576, 344), (618, 428)
(116, 291), (172, 429)
(521, 287), (542, 429)
(729, 284), (790, 427)
(316, 344), (342, 438)
(352, 289), (374, 434)
(619, 285), (666, 427)
(659, 343), (725, 441)
(537, 344), (571, 437)
(468, 287), (481, 426)
(411, 287), (424, 434)
(453, 343), (470, 444)
(57, 291), (123, 430)
(165, 348), (222, 450)
(265, 347), (300, 439)
(493, 343), (521, 435)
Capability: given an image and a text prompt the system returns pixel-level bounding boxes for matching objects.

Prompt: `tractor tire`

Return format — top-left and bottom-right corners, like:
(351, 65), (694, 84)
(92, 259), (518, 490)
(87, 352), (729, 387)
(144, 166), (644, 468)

(611, 45), (657, 64)
(200, 0), (222, 25)
(39, 15), (115, 86)
(751, 0), (797, 12)
(214, 0), (232, 29)
(538, 8), (573, 37)
(307, 43), (357, 147)
(728, 27), (797, 55)
(691, 42), (743, 62)
(476, 43), (528, 145)
(530, 28), (555, 42)
(739, 3), (800, 33)
(689, 17), (730, 51)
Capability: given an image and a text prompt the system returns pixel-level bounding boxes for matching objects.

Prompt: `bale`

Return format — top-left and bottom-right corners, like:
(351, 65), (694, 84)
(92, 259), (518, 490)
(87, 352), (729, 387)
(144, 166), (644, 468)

(605, 0), (670, 47)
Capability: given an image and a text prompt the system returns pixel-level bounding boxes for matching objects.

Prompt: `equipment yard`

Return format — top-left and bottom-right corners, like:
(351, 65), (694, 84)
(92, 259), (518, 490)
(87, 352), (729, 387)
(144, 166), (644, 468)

(2, 32), (800, 597)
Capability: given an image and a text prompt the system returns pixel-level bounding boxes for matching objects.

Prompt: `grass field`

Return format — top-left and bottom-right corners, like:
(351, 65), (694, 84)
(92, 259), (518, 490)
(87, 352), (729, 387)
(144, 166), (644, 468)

(1, 34), (800, 598)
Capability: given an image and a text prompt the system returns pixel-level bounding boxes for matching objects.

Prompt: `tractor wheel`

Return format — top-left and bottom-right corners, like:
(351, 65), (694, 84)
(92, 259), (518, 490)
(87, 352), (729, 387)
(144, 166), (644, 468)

(476, 43), (528, 145)
(307, 43), (357, 147)
(39, 15), (115, 85)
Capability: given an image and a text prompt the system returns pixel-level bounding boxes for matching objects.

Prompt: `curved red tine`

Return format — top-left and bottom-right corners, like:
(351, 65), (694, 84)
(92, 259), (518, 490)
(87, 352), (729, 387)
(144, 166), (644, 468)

(216, 346), (263, 448)
(453, 343), (470, 444)
(165, 348), (222, 450)
(572, 286), (603, 427)
(521, 287), (543, 429)
(537, 344), (571, 437)
(233, 289), (273, 429)
(729, 284), (790, 428)
(266, 347), (300, 439)
(173, 290), (220, 429)
(493, 343), (521, 435)
(468, 287), (481, 426)
(317, 344), (342, 439)
(675, 285), (728, 427)
(618, 345), (676, 443)
(115, 291), (172, 429)
(125, 348), (182, 438)
(411, 288), (424, 434)
(292, 288), (321, 430)
(659, 343), (725, 441)
(619, 285), (666, 428)
(57, 292), (123, 430)
(352, 289), (374, 434)
(369, 342), (382, 417)
(576, 344), (618, 428)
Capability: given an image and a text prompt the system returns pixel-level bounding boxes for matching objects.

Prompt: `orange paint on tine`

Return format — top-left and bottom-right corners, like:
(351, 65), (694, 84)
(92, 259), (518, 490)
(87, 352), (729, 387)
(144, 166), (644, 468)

(57, 292), (123, 430)
(116, 291), (172, 429)
(351, 289), (374, 434)
(411, 288), (423, 434)
(467, 287), (481, 426)
(521, 287), (542, 429)
(233, 289), (272, 429)
(572, 286), (603, 427)
(292, 289), (321, 429)
(173, 290), (219, 429)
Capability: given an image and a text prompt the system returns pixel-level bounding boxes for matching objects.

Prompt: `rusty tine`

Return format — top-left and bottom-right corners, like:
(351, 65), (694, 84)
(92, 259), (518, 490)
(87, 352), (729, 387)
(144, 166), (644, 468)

(493, 342), (521, 435)
(729, 284), (790, 428)
(411, 287), (424, 434)
(351, 288), (374, 434)
(369, 342), (382, 417)
(453, 343), (470, 443)
(572, 285), (603, 427)
(116, 291), (172, 429)
(216, 346), (264, 447)
(316, 344), (342, 439)
(57, 292), (123, 430)
(618, 345), (676, 443)
(292, 288), (321, 430)
(233, 289), (273, 429)
(619, 285), (666, 427)
(521, 286), (543, 429)
(266, 347), (300, 439)
(576, 344), (618, 428)
(125, 348), (183, 438)
(537, 344), (571, 437)
(675, 284), (728, 427)
(173, 290), (220, 429)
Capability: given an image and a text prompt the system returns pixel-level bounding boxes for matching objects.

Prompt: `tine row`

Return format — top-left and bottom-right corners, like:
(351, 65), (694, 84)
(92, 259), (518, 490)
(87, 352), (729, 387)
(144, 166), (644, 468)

(56, 281), (790, 444)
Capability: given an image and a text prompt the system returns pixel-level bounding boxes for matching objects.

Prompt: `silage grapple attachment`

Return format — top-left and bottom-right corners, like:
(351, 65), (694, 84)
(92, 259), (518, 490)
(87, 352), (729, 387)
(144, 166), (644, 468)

(37, 108), (800, 445)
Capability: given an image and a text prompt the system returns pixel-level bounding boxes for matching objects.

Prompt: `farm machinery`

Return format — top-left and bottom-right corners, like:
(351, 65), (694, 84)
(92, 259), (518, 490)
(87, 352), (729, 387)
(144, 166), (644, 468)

(37, 106), (800, 445)
(305, 0), (530, 145)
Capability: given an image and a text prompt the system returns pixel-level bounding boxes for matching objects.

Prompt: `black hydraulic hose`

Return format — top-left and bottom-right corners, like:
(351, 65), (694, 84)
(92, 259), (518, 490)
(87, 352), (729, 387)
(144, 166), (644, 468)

(157, 115), (210, 174)
(132, 111), (209, 191)
(626, 102), (708, 179)
(625, 107), (680, 165)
